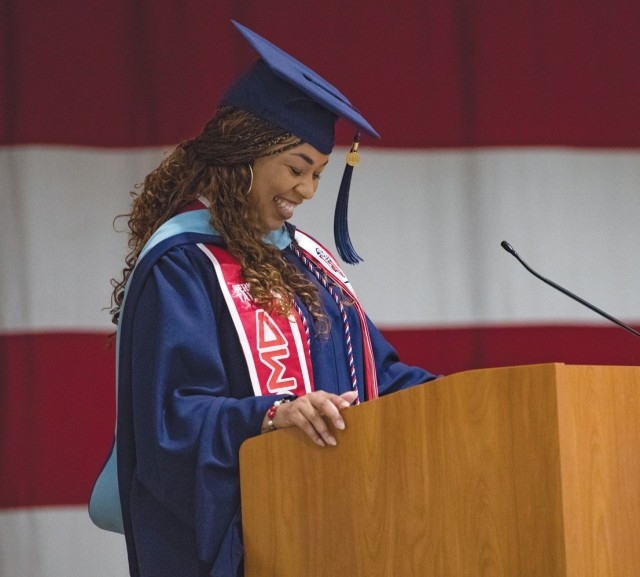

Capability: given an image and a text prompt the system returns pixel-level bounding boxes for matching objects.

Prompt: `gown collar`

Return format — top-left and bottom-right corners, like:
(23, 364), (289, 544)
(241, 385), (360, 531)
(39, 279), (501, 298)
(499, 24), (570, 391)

(139, 204), (292, 261)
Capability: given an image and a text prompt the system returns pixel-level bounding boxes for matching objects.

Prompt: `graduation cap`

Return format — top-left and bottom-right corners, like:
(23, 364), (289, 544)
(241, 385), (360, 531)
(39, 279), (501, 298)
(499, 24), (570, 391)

(222, 20), (380, 264)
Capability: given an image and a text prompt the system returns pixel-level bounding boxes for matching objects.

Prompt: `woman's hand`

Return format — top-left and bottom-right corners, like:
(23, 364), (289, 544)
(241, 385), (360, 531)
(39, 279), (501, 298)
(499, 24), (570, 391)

(263, 390), (358, 447)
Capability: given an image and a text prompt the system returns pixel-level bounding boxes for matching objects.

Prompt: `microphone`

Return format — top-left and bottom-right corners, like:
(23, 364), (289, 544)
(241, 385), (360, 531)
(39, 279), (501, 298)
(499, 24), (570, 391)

(501, 240), (640, 340)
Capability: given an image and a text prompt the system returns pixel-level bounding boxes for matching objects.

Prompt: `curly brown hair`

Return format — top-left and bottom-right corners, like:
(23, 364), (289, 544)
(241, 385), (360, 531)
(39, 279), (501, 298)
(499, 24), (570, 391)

(110, 106), (327, 330)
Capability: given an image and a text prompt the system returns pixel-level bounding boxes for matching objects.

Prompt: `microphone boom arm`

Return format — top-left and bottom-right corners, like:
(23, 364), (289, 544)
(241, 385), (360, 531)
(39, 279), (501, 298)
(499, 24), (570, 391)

(501, 240), (640, 339)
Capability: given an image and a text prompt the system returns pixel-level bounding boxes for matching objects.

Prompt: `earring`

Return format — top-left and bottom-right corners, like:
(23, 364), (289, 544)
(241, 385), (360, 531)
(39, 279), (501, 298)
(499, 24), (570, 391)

(246, 164), (254, 195)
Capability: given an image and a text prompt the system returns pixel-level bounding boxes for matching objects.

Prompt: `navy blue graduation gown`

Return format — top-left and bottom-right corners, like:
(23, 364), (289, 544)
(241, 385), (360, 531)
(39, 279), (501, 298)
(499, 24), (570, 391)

(116, 230), (436, 577)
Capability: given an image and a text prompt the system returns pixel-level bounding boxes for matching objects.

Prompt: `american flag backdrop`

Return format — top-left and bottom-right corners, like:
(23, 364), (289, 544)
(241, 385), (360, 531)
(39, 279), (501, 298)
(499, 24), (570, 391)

(2, 2), (640, 575)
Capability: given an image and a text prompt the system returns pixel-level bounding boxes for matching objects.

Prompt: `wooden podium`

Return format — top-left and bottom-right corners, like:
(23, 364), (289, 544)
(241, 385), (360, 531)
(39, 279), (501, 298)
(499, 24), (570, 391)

(239, 364), (640, 576)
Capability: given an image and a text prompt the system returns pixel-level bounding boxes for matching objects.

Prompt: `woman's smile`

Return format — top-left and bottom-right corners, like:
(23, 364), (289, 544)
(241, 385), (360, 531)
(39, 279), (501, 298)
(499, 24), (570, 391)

(274, 195), (298, 220)
(250, 143), (330, 232)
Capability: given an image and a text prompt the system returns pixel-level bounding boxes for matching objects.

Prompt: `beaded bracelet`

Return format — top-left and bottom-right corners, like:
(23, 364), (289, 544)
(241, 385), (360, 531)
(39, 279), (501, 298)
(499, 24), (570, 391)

(263, 396), (296, 433)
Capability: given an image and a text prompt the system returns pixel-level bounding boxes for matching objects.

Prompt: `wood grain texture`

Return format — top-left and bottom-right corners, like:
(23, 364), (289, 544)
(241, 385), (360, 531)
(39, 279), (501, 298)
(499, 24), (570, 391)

(555, 365), (640, 577)
(240, 364), (640, 576)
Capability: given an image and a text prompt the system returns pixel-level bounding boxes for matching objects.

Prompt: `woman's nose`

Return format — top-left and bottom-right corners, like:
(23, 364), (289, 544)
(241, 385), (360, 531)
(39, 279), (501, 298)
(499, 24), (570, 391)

(295, 178), (316, 200)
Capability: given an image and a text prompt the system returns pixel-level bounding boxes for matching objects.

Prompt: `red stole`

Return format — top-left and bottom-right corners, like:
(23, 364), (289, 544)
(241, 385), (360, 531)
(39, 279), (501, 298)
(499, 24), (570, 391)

(293, 230), (379, 401)
(190, 199), (379, 400)
(197, 243), (314, 398)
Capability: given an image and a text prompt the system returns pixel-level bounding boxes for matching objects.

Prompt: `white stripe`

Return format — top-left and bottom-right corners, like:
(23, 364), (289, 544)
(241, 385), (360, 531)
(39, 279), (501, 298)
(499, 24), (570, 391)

(2, 146), (639, 331)
(295, 147), (640, 326)
(0, 507), (128, 577)
(0, 145), (166, 332)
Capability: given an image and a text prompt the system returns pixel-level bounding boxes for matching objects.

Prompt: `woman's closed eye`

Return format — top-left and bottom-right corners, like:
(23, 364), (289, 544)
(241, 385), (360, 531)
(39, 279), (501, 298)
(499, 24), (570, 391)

(289, 167), (322, 181)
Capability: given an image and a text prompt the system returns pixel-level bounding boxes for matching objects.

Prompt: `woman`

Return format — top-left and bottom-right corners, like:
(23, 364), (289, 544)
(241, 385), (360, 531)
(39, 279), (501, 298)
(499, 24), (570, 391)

(90, 21), (436, 577)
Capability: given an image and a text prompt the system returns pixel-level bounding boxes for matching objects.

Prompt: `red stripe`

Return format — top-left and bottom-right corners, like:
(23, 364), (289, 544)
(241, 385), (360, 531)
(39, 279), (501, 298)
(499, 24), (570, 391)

(383, 324), (640, 376)
(0, 333), (115, 509)
(3, 1), (640, 148)
(2, 325), (638, 509)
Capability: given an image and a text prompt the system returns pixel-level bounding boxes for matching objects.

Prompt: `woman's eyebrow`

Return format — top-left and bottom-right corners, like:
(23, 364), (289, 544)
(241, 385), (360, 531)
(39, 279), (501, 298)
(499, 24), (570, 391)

(291, 152), (329, 167)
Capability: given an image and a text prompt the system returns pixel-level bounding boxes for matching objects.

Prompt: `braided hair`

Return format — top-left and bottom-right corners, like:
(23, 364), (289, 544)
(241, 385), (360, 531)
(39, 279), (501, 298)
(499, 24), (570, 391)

(110, 107), (326, 330)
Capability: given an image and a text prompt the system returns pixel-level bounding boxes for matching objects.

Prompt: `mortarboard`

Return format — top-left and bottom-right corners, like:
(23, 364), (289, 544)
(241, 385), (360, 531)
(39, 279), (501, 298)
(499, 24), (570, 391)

(221, 20), (380, 263)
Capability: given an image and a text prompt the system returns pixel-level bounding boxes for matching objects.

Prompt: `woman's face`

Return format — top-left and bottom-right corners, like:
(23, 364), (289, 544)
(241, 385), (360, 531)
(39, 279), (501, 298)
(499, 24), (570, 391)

(250, 143), (330, 232)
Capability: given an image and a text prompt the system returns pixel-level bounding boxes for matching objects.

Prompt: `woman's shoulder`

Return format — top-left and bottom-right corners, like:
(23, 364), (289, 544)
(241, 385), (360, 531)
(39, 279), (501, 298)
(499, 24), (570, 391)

(139, 233), (224, 271)
(126, 234), (226, 300)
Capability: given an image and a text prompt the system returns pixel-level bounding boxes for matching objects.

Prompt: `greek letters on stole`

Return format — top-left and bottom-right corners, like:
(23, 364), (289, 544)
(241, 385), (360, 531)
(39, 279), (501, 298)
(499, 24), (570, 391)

(197, 243), (314, 397)
(198, 231), (379, 401)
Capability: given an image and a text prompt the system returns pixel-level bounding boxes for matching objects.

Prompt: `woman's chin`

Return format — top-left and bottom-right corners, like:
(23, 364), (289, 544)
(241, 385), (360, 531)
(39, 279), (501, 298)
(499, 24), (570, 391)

(263, 219), (286, 232)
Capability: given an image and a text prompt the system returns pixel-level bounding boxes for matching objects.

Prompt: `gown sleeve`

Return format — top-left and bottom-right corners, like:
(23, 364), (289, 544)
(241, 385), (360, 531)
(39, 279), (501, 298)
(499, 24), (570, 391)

(125, 244), (276, 572)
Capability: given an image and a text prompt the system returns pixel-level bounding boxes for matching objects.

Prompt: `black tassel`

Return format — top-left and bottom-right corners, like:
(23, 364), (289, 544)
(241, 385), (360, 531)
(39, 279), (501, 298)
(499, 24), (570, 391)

(333, 134), (363, 264)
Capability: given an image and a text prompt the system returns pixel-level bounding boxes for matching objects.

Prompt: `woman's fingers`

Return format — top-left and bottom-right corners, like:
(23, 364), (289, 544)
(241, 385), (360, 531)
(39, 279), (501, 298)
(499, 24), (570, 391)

(339, 390), (359, 406)
(281, 394), (336, 446)
(292, 401), (335, 446)
(273, 390), (357, 447)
